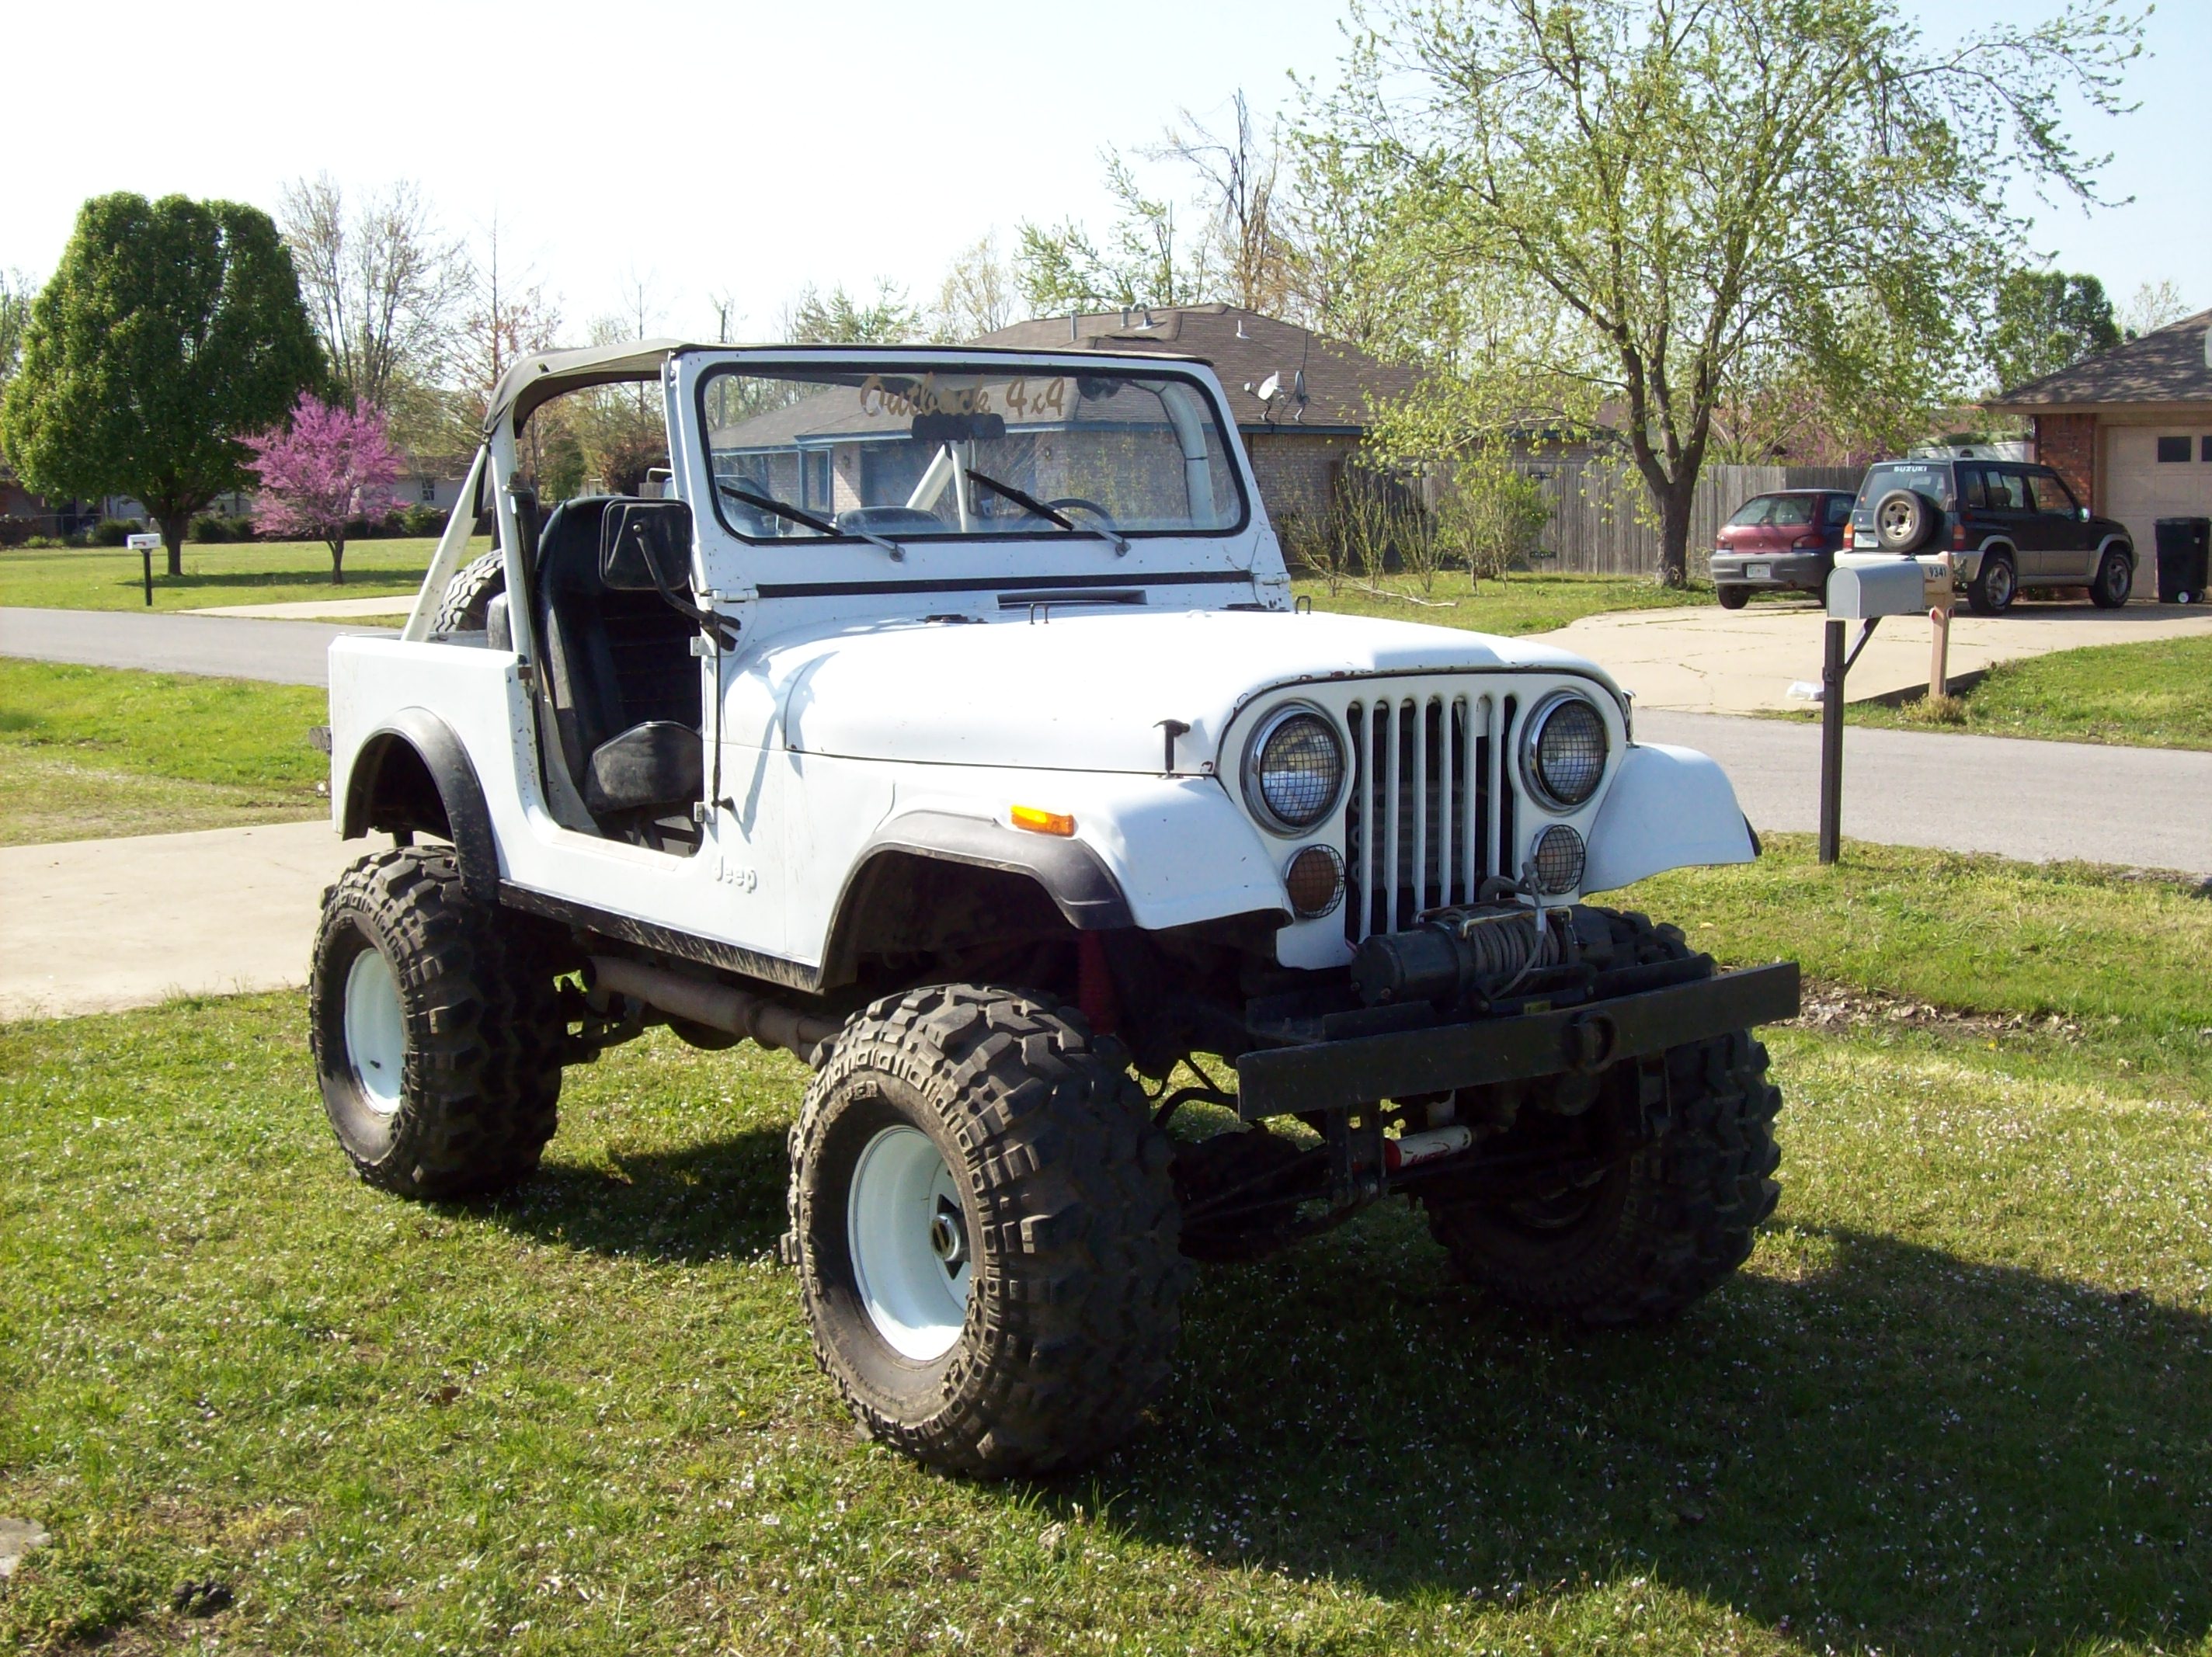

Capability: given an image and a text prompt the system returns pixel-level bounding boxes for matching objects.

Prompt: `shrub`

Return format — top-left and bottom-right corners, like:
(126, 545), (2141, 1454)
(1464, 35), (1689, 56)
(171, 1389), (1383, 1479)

(92, 517), (145, 546)
(190, 513), (259, 543)
(401, 503), (448, 537)
(0, 516), (32, 549)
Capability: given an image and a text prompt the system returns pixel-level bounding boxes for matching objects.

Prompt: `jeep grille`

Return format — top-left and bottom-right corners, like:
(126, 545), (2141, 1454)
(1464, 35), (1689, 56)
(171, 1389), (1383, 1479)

(1343, 692), (1517, 943)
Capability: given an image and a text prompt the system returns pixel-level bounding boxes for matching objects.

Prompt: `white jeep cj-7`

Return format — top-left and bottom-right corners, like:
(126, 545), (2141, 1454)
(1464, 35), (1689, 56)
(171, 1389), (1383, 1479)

(315, 340), (1799, 1475)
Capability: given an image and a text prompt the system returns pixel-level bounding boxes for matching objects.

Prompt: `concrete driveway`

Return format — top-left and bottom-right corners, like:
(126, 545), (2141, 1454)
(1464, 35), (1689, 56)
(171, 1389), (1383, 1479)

(0, 818), (366, 1021)
(1555, 598), (2212, 714)
(0, 606), (392, 686)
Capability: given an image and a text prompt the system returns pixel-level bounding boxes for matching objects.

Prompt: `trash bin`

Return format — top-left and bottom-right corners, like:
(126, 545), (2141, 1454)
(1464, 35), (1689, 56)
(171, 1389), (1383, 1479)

(2155, 517), (2210, 603)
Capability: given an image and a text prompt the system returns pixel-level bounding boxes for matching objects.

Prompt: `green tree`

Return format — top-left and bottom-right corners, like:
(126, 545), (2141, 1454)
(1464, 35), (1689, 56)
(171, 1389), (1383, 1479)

(0, 193), (322, 574)
(1988, 269), (2120, 391)
(1302, 0), (2144, 585)
(780, 281), (919, 345)
(0, 270), (33, 398)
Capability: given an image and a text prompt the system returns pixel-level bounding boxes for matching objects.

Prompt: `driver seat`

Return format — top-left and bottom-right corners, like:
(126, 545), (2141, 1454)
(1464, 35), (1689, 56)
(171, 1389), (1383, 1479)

(533, 496), (703, 827)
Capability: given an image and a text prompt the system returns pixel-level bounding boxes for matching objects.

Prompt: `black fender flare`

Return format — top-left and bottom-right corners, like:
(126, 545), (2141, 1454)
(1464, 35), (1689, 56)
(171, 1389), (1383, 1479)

(820, 810), (1135, 985)
(340, 709), (502, 903)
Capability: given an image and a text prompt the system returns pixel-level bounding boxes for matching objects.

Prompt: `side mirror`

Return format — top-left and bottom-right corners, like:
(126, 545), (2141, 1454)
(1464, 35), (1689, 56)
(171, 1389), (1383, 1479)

(601, 498), (693, 592)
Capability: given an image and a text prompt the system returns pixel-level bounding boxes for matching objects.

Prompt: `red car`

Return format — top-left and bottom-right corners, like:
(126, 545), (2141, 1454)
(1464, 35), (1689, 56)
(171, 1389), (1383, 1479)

(1709, 488), (1856, 609)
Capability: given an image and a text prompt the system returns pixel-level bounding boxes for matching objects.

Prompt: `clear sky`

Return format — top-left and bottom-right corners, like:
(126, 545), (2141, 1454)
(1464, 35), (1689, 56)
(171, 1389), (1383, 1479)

(4, 0), (2203, 338)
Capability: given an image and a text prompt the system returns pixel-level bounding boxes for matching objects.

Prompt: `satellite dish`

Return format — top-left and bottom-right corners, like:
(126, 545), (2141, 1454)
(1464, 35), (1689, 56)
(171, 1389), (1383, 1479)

(1255, 372), (1281, 403)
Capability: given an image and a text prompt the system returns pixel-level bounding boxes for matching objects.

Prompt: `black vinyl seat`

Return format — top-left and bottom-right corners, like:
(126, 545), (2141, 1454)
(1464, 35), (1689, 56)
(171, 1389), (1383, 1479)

(534, 496), (703, 825)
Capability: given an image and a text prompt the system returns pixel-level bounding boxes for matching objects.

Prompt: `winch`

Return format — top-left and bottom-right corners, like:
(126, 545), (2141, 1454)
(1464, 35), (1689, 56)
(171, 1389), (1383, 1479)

(1348, 900), (1685, 1011)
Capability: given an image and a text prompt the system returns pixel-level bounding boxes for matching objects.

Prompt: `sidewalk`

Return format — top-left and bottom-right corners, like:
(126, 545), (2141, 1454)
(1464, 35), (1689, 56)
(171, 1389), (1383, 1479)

(0, 819), (364, 1021)
(1551, 599), (2212, 714)
(186, 595), (417, 620)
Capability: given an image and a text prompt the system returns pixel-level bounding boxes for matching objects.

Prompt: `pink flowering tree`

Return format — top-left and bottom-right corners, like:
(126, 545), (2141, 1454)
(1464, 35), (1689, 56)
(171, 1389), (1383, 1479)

(243, 393), (403, 583)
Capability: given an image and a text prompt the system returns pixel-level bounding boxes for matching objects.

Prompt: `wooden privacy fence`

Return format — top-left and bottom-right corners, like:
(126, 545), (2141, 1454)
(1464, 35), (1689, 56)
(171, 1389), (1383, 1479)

(1523, 461), (1863, 576)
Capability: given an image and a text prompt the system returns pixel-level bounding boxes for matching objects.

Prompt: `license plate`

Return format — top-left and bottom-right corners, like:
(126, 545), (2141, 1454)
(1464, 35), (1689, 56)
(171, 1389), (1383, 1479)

(1745, 564), (1770, 580)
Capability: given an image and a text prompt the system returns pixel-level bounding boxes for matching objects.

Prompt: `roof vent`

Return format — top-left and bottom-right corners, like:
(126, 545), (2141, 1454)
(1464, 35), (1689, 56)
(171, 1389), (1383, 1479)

(2203, 328), (2211, 370)
(1070, 313), (1079, 342)
(1235, 317), (1250, 339)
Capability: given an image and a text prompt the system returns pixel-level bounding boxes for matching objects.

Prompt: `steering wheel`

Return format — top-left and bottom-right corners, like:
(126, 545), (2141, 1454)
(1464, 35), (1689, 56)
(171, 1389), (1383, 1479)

(1045, 496), (1120, 532)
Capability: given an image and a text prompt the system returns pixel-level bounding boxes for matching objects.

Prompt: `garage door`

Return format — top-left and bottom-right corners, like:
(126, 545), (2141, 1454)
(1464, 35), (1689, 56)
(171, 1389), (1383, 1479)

(2105, 426), (2212, 597)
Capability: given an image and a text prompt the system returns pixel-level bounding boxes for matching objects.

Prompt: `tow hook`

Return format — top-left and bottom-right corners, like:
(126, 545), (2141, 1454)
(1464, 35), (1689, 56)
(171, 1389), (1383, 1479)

(1562, 1012), (1617, 1072)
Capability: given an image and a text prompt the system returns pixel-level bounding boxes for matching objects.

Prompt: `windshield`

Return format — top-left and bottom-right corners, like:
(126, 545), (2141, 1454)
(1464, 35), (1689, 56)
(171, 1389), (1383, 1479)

(698, 363), (1246, 545)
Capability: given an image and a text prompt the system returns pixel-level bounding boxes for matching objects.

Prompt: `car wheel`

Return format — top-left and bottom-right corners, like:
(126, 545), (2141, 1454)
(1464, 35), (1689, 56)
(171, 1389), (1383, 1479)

(2089, 549), (2132, 610)
(1966, 551), (2015, 616)
(309, 849), (566, 1197)
(1715, 586), (1750, 610)
(1422, 1027), (1782, 1325)
(1873, 489), (1936, 552)
(787, 985), (1187, 1476)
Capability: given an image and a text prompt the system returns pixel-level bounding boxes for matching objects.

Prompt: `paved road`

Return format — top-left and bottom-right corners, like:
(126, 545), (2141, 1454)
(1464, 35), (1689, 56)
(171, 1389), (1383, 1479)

(0, 606), (391, 686)
(1641, 710), (2212, 875)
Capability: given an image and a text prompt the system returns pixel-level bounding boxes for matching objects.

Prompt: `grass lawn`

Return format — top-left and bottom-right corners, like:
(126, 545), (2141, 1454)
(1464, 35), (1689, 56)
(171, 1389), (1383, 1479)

(3, 839), (2209, 1652)
(1296, 569), (1713, 634)
(1830, 633), (2212, 752)
(0, 537), (478, 613)
(0, 659), (327, 845)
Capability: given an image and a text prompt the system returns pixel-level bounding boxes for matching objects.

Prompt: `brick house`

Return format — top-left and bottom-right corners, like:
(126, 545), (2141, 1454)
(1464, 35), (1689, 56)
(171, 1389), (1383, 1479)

(1986, 308), (2212, 595)
(969, 305), (1417, 530)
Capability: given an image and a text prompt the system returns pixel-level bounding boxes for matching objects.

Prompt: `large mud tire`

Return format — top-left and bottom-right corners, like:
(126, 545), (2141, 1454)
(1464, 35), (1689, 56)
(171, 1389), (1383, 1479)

(788, 986), (1188, 1477)
(309, 848), (565, 1197)
(1423, 1028), (1781, 1325)
(430, 550), (505, 635)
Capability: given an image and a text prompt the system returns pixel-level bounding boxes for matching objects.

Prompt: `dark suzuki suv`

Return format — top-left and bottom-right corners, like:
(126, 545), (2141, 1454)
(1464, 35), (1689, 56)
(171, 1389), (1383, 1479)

(1849, 455), (2136, 615)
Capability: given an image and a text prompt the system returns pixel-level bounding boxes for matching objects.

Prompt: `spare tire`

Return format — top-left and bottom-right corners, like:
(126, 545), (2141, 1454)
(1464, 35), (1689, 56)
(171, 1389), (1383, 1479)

(430, 550), (506, 635)
(1873, 488), (1938, 552)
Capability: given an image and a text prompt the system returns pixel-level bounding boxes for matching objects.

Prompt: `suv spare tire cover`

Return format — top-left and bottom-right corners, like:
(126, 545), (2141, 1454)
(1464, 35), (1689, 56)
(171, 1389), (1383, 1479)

(1873, 488), (1936, 552)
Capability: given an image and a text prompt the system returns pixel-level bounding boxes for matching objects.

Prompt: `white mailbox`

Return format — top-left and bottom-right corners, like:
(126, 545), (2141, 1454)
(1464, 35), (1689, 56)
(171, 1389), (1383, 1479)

(1828, 554), (1946, 620)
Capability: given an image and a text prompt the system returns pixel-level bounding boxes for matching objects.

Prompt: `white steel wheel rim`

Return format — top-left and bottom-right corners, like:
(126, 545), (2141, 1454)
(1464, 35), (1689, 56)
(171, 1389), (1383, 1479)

(1880, 499), (1912, 539)
(343, 945), (407, 1115)
(1988, 559), (2013, 603)
(847, 1124), (972, 1362)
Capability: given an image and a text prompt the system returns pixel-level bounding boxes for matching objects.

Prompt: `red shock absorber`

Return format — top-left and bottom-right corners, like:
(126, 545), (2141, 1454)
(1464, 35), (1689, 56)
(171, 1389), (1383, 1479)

(1076, 932), (1120, 1035)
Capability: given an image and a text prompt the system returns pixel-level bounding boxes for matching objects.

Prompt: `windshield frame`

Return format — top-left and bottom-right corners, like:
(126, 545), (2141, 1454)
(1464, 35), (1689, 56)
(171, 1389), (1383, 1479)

(692, 356), (1252, 550)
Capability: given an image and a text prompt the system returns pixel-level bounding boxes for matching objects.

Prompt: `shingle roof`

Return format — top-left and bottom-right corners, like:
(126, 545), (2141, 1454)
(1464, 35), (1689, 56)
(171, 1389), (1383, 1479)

(969, 304), (1417, 431)
(1987, 309), (2212, 410)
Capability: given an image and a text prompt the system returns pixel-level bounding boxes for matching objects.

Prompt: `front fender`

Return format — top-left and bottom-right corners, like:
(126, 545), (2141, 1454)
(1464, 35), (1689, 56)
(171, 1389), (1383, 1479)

(873, 771), (1289, 936)
(1582, 743), (1755, 895)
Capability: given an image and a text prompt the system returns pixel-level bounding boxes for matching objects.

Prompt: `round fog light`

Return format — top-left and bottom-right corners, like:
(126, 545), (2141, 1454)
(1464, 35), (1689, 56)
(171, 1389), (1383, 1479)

(1284, 844), (1345, 919)
(1531, 824), (1585, 895)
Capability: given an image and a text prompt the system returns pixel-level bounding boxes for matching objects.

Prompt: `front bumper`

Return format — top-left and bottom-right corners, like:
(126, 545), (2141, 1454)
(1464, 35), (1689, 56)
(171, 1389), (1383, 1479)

(1234, 961), (1800, 1119)
(1709, 551), (1830, 592)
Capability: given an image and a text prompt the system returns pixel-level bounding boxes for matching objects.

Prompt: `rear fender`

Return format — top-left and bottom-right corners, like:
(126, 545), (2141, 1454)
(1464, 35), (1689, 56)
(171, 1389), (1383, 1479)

(340, 709), (501, 901)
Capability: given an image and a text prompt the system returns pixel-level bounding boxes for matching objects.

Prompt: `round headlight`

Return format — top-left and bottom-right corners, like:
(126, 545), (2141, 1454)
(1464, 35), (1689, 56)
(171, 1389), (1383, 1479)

(1243, 705), (1345, 834)
(1522, 692), (1609, 810)
(1284, 844), (1345, 919)
(1531, 823), (1586, 895)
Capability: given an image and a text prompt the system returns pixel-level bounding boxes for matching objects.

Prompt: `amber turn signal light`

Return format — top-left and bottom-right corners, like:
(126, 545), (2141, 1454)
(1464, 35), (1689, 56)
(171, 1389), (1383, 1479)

(1010, 805), (1076, 837)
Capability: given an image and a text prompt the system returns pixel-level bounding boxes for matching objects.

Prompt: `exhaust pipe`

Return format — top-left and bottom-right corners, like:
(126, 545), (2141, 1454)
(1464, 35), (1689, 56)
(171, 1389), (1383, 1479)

(586, 955), (843, 1066)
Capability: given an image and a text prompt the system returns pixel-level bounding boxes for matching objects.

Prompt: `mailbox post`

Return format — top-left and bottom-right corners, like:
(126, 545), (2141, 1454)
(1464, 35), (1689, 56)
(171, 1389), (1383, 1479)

(125, 532), (163, 607)
(1819, 554), (1951, 863)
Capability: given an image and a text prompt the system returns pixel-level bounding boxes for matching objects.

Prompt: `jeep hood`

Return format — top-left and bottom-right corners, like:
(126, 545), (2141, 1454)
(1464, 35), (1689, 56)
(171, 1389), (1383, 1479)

(746, 608), (1619, 774)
